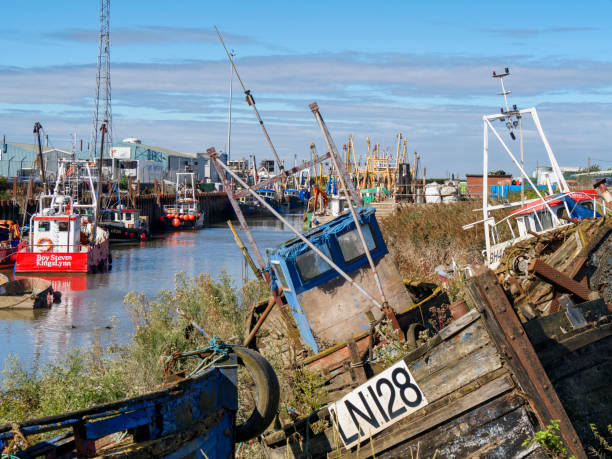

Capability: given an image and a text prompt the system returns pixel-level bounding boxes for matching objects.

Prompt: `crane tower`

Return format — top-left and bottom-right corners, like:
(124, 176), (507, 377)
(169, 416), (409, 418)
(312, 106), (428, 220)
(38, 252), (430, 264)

(91, 0), (113, 159)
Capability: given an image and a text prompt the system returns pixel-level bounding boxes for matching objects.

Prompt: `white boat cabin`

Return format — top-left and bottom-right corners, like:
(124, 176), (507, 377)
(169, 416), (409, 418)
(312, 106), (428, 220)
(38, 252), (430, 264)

(30, 195), (84, 253)
(103, 208), (143, 229)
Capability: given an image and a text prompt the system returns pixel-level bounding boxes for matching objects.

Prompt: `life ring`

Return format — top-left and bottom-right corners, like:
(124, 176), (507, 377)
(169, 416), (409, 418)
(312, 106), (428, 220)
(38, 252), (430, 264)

(37, 237), (53, 252)
(232, 346), (280, 442)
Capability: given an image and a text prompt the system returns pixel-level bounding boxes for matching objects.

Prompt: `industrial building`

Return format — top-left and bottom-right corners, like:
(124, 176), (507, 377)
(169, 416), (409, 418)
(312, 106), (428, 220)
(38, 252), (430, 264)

(0, 142), (73, 182)
(0, 137), (227, 185)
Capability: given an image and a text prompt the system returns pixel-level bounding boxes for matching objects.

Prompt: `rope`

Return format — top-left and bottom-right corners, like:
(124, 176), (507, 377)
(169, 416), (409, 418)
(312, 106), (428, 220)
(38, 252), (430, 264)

(1, 424), (29, 458)
(164, 337), (231, 377)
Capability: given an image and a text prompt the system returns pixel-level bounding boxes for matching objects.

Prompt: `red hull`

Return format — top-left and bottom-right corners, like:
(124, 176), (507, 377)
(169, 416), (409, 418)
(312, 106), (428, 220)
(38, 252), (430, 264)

(0, 246), (17, 269)
(14, 239), (110, 274)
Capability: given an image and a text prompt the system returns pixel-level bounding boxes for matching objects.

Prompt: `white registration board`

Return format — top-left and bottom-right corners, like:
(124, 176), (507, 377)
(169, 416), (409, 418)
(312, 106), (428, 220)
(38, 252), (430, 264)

(328, 359), (428, 449)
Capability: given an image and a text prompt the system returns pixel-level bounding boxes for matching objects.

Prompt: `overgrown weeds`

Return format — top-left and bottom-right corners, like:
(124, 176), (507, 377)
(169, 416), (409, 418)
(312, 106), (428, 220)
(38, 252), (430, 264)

(0, 271), (269, 426)
(380, 201), (511, 281)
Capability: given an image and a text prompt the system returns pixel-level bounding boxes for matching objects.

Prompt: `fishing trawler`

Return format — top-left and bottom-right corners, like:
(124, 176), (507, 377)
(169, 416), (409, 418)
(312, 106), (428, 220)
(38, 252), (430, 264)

(161, 171), (204, 230)
(14, 161), (110, 274)
(463, 69), (607, 269)
(99, 207), (149, 241)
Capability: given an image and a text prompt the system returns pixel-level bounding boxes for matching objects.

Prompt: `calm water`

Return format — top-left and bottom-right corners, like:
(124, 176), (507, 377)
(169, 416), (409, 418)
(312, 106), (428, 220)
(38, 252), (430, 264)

(0, 215), (301, 370)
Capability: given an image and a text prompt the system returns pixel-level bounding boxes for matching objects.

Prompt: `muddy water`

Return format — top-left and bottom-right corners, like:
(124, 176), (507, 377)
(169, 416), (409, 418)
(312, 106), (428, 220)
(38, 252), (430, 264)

(0, 216), (301, 370)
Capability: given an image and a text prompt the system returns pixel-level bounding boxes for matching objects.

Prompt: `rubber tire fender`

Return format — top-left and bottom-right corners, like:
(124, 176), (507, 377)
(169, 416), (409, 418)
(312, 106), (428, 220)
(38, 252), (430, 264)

(232, 346), (280, 442)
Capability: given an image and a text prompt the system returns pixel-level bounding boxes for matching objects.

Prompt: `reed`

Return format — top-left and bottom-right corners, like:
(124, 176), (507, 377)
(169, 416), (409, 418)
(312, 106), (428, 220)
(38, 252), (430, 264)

(380, 201), (511, 281)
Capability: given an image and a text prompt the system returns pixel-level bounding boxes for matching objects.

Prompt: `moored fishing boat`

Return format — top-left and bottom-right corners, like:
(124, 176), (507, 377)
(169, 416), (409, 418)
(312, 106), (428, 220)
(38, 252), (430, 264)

(99, 207), (150, 242)
(14, 194), (110, 274)
(14, 159), (110, 274)
(161, 171), (204, 230)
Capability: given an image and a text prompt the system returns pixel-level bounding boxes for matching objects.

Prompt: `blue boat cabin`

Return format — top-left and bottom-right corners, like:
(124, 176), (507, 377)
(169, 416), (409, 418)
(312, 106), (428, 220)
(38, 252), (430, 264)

(267, 208), (413, 354)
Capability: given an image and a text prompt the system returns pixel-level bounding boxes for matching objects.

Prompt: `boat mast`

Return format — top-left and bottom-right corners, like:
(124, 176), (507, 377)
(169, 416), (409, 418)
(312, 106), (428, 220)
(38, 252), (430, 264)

(93, 121), (107, 243)
(226, 49), (234, 161)
(215, 26), (286, 177)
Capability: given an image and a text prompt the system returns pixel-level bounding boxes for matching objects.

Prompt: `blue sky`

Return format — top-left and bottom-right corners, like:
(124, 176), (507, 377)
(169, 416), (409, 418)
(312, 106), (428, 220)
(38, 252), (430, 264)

(1, 0), (611, 176)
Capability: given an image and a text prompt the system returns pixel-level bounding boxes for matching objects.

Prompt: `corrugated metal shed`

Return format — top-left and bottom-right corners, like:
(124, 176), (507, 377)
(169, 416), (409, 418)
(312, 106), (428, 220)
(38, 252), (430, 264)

(0, 142), (72, 179)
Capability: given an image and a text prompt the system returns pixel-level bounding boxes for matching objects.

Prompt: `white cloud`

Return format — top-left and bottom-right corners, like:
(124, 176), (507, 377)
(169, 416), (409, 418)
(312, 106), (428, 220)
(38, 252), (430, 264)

(1, 51), (610, 176)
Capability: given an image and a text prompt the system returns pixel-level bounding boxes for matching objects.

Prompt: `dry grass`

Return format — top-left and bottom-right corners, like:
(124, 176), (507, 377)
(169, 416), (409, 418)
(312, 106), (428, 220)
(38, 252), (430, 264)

(379, 201), (511, 282)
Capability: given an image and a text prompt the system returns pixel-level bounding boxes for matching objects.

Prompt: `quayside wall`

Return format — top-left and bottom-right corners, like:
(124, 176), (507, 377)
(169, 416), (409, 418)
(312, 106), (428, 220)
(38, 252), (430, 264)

(0, 192), (232, 231)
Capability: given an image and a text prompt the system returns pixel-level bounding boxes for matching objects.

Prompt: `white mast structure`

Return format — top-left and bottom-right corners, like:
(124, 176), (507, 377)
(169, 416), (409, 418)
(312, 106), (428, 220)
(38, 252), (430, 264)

(226, 49), (235, 161)
(467, 68), (570, 267)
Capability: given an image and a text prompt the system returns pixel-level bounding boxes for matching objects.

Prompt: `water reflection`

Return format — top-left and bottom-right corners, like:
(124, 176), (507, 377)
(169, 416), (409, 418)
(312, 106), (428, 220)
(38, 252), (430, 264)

(0, 215), (302, 369)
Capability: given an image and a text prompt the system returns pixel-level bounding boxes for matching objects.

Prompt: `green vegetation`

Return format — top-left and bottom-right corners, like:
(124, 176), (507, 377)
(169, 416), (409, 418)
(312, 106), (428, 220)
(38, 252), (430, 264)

(0, 271), (269, 424)
(522, 420), (576, 459)
(589, 423), (612, 458)
(0, 271), (325, 457)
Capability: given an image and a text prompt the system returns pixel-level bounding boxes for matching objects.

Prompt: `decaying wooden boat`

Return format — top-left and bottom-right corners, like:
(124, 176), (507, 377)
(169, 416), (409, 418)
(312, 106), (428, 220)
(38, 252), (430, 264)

(495, 216), (612, 318)
(261, 269), (612, 459)
(0, 277), (55, 309)
(0, 344), (280, 459)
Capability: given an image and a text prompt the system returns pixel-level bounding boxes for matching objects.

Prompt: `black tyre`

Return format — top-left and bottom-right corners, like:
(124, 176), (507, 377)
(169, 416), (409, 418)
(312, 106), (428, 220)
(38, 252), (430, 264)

(232, 346), (280, 442)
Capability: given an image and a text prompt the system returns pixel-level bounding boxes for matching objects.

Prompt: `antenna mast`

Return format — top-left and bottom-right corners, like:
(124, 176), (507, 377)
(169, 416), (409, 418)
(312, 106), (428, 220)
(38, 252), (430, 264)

(492, 67), (520, 140)
(91, 0), (113, 165)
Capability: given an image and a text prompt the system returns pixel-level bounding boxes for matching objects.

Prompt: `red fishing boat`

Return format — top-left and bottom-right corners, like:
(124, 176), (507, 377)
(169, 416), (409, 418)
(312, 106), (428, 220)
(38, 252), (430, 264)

(15, 195), (110, 274)
(14, 160), (110, 274)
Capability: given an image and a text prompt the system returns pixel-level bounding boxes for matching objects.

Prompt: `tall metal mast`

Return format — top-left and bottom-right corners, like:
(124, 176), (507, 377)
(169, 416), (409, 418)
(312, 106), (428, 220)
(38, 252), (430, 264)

(91, 0), (113, 166)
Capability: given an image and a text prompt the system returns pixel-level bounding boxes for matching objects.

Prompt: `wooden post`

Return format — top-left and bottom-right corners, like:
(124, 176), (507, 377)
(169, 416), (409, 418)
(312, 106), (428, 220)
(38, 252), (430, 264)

(12, 177), (17, 197)
(136, 180), (140, 196)
(466, 269), (587, 459)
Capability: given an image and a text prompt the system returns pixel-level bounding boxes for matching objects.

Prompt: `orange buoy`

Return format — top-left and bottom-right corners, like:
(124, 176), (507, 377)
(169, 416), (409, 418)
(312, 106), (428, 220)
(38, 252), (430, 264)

(172, 218), (180, 227)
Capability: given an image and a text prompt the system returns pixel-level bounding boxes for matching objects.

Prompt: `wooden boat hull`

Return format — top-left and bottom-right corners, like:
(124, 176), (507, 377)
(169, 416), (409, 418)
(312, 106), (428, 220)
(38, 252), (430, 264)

(0, 277), (54, 309)
(0, 356), (238, 458)
(262, 271), (610, 458)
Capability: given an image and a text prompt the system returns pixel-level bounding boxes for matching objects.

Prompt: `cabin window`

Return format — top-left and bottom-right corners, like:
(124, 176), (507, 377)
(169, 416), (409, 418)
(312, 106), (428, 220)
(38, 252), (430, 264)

(271, 261), (290, 291)
(540, 210), (553, 231)
(58, 222), (69, 232)
(296, 245), (332, 282)
(582, 201), (594, 211)
(337, 224), (377, 263)
(37, 221), (50, 232)
(556, 207), (567, 220)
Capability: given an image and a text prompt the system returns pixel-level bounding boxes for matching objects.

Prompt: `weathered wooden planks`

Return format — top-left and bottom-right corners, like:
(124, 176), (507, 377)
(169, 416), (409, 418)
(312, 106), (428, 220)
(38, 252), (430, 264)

(264, 314), (539, 459)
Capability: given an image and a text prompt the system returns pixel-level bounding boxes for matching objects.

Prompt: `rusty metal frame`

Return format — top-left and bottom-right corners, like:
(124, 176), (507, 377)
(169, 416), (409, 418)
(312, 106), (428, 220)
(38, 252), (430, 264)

(471, 269), (586, 458)
(528, 258), (593, 302)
